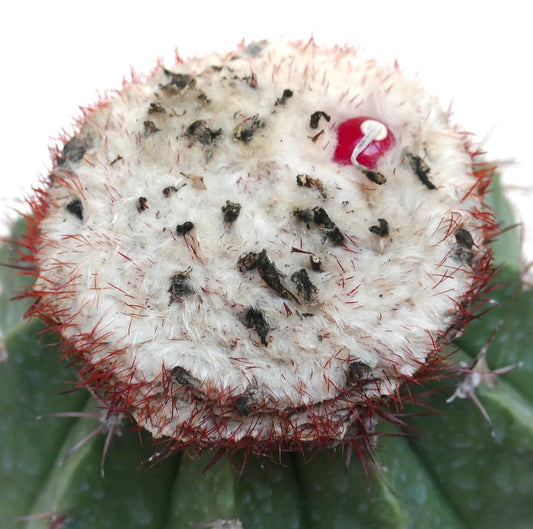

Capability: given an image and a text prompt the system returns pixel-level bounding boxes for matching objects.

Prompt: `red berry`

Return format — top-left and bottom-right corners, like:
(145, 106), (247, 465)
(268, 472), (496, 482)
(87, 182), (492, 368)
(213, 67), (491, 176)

(333, 117), (394, 169)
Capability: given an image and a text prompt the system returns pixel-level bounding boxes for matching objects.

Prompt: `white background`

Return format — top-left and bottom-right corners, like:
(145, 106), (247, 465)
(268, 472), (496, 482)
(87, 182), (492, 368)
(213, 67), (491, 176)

(1, 0), (531, 260)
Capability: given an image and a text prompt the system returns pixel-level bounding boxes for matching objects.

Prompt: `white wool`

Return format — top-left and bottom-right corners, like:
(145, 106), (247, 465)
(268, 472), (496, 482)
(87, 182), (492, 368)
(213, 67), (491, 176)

(34, 41), (489, 444)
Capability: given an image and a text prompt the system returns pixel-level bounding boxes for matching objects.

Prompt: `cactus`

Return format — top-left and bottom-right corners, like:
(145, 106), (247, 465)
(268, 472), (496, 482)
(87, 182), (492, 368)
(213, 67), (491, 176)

(13, 40), (497, 453)
(1, 40), (532, 528)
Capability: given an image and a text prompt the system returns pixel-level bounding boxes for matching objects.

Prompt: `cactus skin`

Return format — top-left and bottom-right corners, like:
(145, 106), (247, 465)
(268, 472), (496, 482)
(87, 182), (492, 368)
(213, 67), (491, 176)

(2, 175), (533, 529)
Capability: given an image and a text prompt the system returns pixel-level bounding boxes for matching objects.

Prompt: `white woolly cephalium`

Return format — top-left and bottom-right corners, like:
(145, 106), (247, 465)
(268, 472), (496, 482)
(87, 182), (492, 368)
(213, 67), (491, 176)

(25, 40), (497, 453)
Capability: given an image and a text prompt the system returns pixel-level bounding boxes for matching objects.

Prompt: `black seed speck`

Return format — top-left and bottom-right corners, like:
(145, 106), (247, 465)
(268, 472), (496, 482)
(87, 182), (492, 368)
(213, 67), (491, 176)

(240, 129), (254, 142)
(256, 250), (292, 299)
(406, 152), (436, 190)
(144, 121), (160, 136)
(313, 207), (345, 245)
(176, 221), (194, 235)
(455, 246), (474, 265)
(326, 227), (345, 246)
(197, 92), (210, 104)
(163, 186), (179, 197)
(276, 88), (294, 105)
(237, 250), (300, 304)
(294, 208), (314, 225)
(172, 366), (197, 387)
(346, 361), (371, 387)
(186, 120), (222, 145)
(312, 207), (338, 229)
(455, 228), (474, 249)
(360, 168), (387, 185)
(294, 207), (344, 244)
(239, 250), (298, 302)
(148, 102), (166, 114)
(309, 110), (331, 129)
(238, 251), (259, 271)
(245, 307), (270, 346)
(221, 200), (241, 223)
(137, 197), (148, 212)
(66, 199), (83, 220)
(233, 115), (265, 143)
(291, 269), (317, 302)
(235, 395), (252, 416)
(161, 69), (195, 91)
(369, 218), (389, 237)
(296, 174), (326, 197)
(57, 135), (88, 166)
(168, 271), (194, 302)
(454, 228), (474, 264)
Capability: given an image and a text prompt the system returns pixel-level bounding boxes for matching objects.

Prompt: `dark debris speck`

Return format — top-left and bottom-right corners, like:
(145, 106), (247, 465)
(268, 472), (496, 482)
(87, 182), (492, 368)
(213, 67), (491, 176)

(176, 221), (194, 235)
(455, 246), (474, 265)
(235, 394), (253, 416)
(66, 199), (84, 220)
(57, 135), (89, 166)
(346, 361), (372, 387)
(172, 366), (198, 387)
(369, 218), (389, 237)
(238, 250), (298, 302)
(161, 69), (195, 91)
(296, 174), (326, 197)
(238, 251), (259, 271)
(291, 268), (317, 302)
(275, 88), (294, 105)
(360, 167), (387, 185)
(144, 121), (160, 136)
(294, 209), (314, 228)
(405, 152), (436, 190)
(221, 200), (241, 224)
(454, 228), (474, 264)
(455, 228), (473, 249)
(312, 207), (345, 245)
(186, 120), (222, 146)
(245, 307), (270, 346)
(163, 186), (179, 197)
(233, 115), (265, 143)
(137, 196), (148, 212)
(148, 101), (166, 114)
(256, 250), (293, 300)
(309, 110), (331, 129)
(168, 271), (194, 302)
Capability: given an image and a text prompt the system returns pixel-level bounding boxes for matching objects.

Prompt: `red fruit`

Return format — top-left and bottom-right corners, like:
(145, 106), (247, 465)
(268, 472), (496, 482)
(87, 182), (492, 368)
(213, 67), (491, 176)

(333, 117), (394, 169)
